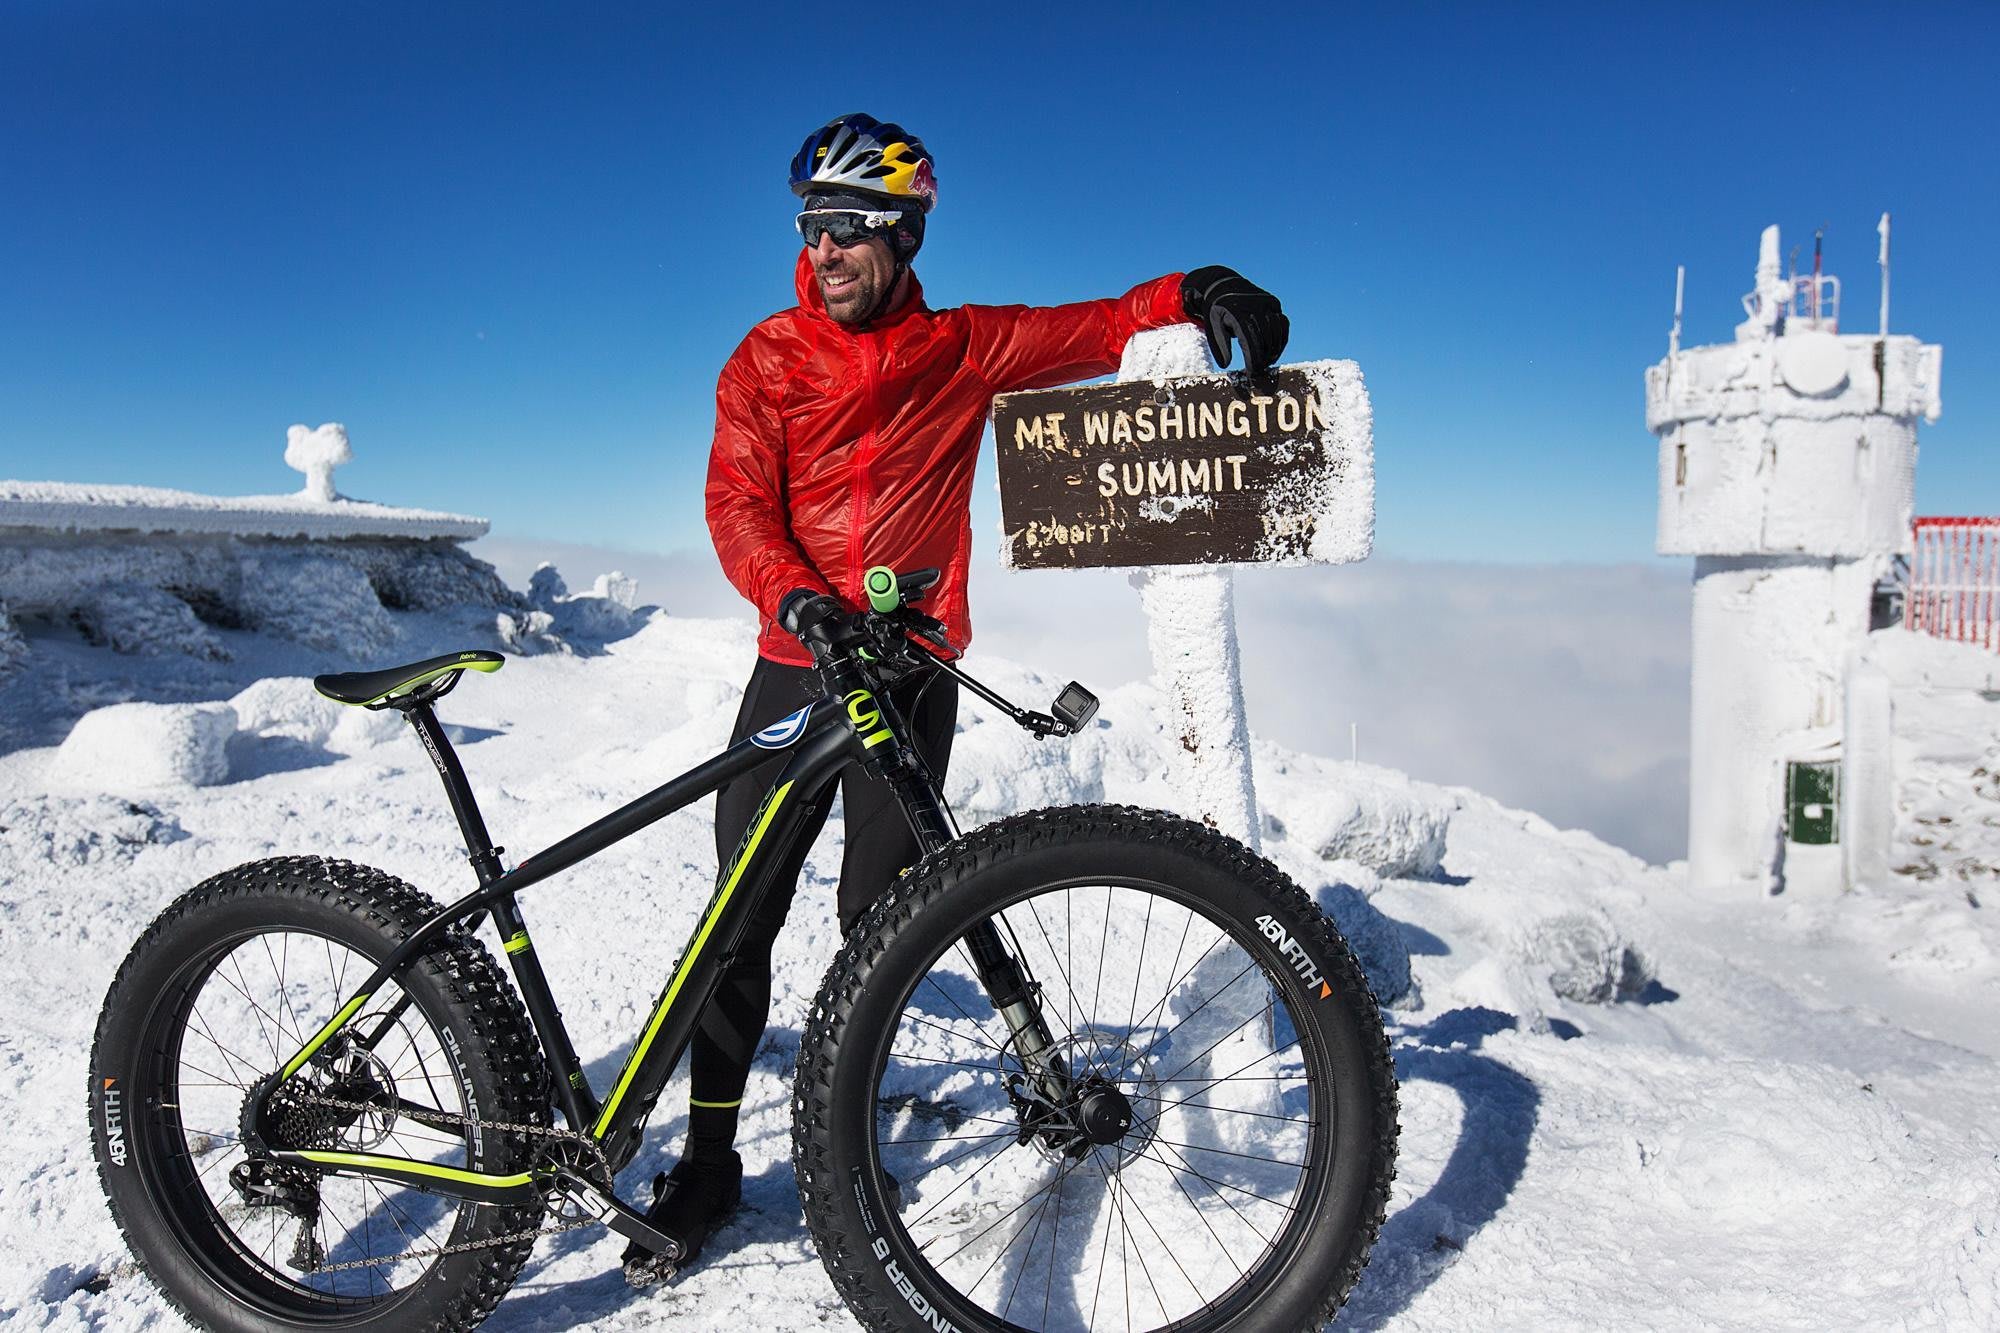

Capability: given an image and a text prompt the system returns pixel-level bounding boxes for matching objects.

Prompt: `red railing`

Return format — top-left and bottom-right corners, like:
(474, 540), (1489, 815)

(1907, 518), (2000, 651)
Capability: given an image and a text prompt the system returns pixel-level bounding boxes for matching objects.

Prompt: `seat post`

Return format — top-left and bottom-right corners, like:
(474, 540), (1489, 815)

(404, 701), (506, 884)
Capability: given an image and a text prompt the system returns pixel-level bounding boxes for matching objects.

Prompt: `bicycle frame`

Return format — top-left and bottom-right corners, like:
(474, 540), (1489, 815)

(255, 670), (970, 1207)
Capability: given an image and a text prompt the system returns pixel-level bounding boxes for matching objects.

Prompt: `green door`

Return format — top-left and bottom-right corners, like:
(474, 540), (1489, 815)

(1786, 760), (1840, 845)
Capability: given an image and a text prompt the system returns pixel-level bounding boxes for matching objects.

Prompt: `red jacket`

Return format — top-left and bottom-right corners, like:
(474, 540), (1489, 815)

(707, 252), (1189, 665)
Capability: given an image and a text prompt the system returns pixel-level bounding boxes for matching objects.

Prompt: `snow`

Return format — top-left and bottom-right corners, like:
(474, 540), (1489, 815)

(0, 479), (486, 541)
(1116, 326), (1261, 849)
(4, 603), (1997, 1330)
(1256, 744), (1452, 878)
(45, 701), (236, 790)
(282, 423), (353, 504)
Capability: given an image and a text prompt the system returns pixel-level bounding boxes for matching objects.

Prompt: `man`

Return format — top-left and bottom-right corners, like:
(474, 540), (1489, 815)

(628, 111), (1289, 1278)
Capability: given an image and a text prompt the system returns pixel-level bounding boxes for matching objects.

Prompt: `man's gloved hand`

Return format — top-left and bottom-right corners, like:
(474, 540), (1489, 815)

(779, 589), (868, 655)
(1181, 266), (1289, 375)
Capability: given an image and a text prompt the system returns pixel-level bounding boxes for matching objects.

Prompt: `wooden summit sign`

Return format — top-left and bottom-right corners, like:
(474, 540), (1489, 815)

(992, 361), (1373, 572)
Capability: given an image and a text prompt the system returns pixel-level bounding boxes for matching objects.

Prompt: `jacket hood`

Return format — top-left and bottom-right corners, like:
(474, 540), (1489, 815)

(793, 249), (925, 328)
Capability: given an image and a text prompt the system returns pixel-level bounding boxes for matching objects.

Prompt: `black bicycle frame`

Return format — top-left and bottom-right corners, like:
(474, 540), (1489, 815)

(258, 663), (1049, 1207)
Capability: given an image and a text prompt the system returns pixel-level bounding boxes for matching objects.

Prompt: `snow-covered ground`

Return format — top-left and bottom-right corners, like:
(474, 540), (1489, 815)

(3, 609), (1996, 1329)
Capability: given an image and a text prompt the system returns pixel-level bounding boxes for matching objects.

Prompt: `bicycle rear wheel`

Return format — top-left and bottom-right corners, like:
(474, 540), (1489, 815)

(795, 806), (1397, 1333)
(90, 857), (547, 1331)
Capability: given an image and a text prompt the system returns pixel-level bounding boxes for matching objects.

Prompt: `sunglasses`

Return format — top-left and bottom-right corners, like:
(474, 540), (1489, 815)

(796, 208), (902, 249)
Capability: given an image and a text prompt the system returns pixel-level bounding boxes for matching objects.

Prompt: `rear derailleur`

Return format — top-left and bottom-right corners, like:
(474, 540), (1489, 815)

(228, 1157), (328, 1271)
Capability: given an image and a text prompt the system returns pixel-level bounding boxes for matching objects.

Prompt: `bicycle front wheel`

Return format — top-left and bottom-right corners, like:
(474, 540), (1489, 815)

(795, 805), (1398, 1333)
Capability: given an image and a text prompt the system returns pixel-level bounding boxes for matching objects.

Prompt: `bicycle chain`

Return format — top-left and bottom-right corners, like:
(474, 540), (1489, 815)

(284, 1091), (612, 1275)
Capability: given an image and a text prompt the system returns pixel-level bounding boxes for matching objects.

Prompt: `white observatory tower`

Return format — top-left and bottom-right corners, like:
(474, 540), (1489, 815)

(1646, 222), (1942, 891)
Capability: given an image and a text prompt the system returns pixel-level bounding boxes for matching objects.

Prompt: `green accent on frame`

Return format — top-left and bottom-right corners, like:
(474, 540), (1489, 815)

(279, 993), (372, 1080)
(592, 780), (796, 1137)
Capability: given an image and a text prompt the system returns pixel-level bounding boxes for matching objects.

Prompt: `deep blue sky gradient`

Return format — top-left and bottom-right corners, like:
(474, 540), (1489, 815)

(3, 2), (1995, 563)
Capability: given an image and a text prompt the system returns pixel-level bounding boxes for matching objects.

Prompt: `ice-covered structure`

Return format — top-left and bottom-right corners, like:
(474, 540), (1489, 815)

(0, 425), (530, 679)
(1645, 223), (1943, 891)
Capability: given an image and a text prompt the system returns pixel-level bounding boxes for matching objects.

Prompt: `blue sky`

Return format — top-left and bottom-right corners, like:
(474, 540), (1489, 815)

(3, 1), (1995, 565)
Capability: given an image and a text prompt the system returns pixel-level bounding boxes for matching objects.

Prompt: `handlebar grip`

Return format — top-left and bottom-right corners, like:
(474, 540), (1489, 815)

(864, 565), (901, 614)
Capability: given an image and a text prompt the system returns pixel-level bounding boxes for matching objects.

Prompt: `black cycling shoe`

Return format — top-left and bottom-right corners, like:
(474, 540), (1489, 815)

(621, 1151), (743, 1288)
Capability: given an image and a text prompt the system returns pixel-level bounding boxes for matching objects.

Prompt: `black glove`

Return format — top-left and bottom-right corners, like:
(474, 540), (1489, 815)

(779, 588), (868, 655)
(1181, 265), (1289, 375)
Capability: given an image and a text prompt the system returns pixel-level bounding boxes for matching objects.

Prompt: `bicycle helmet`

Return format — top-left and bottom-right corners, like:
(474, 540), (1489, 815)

(789, 112), (937, 213)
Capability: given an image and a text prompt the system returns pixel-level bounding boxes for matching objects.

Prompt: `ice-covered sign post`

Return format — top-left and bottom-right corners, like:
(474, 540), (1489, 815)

(992, 325), (1374, 844)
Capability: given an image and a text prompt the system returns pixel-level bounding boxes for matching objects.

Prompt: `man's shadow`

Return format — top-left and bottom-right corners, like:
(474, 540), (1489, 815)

(1334, 1005), (1541, 1328)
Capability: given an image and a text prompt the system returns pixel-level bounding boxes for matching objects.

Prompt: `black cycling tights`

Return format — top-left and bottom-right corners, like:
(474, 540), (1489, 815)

(685, 656), (957, 1159)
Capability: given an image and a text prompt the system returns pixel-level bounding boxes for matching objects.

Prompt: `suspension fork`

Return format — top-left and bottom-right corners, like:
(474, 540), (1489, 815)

(879, 726), (1069, 1105)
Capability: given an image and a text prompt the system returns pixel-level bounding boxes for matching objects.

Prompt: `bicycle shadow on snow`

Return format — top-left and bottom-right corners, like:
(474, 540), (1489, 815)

(1333, 1005), (1540, 1329)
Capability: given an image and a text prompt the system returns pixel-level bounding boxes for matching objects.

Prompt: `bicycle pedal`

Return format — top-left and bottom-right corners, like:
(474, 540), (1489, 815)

(622, 1250), (684, 1290)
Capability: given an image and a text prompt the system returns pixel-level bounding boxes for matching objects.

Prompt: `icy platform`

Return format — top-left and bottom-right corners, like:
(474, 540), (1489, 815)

(0, 479), (487, 541)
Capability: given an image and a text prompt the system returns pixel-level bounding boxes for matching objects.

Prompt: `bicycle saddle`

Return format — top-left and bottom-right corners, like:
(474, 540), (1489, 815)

(313, 650), (504, 707)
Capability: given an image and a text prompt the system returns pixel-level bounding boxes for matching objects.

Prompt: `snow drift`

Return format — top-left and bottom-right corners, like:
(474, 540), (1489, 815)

(1, 607), (1995, 1331)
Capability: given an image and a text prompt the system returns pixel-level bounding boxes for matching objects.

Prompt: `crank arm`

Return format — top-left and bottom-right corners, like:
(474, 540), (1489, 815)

(548, 1167), (679, 1259)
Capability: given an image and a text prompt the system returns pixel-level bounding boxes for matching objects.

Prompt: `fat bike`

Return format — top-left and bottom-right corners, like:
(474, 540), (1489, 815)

(89, 566), (1398, 1332)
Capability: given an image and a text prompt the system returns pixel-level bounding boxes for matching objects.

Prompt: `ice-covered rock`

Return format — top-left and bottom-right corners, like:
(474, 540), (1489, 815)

(329, 704), (406, 752)
(1256, 746), (1451, 877)
(591, 571), (639, 610)
(0, 599), (28, 679)
(498, 607), (563, 655)
(237, 552), (395, 655)
(552, 594), (640, 643)
(525, 562), (645, 643)
(947, 707), (1098, 818)
(1528, 909), (1658, 1004)
(46, 701), (237, 790)
(356, 542), (519, 612)
(75, 584), (229, 660)
(0, 794), (185, 867)
(229, 676), (345, 745)
(528, 562), (568, 610)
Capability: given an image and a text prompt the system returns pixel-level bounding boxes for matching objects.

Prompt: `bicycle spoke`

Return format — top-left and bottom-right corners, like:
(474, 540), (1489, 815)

(1101, 1156), (1172, 1324)
(1140, 1136), (1297, 1225)
(931, 1148), (1093, 1273)
(1125, 1088), (1310, 1125)
(831, 858), (1381, 1333)
(218, 955), (286, 1064)
(1007, 900), (1107, 1079)
(900, 1009), (1013, 1059)
(882, 1121), (1022, 1148)
(263, 933), (306, 1054)
(988, 1152), (1065, 1316)
(920, 970), (1011, 1056)
(1133, 1137), (1248, 1281)
(900, 1129), (1028, 1232)
(1041, 1152), (1067, 1326)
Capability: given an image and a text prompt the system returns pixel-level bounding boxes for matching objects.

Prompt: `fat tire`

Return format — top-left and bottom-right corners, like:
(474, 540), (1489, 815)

(794, 805), (1398, 1332)
(89, 856), (548, 1332)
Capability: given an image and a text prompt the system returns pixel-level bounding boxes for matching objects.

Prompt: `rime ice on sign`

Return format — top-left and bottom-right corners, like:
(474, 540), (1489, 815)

(1645, 222), (1943, 892)
(992, 349), (1372, 573)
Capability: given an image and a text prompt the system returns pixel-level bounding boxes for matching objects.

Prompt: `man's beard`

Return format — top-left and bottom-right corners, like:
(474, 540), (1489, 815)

(818, 267), (883, 323)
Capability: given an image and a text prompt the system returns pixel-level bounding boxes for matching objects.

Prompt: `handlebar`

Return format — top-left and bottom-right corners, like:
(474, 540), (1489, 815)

(809, 566), (1098, 740)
